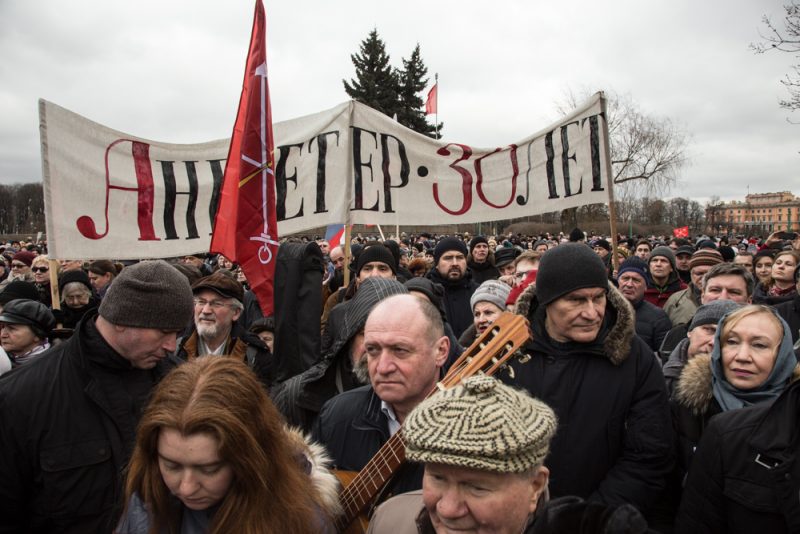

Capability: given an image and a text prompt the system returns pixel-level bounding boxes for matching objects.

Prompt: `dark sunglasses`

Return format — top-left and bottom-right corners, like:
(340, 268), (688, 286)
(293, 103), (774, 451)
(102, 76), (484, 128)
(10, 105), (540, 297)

(32, 267), (49, 273)
(10, 263), (27, 269)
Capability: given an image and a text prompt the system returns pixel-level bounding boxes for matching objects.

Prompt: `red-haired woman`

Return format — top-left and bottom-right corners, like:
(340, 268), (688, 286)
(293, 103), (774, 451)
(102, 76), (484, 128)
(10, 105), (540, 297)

(117, 357), (339, 534)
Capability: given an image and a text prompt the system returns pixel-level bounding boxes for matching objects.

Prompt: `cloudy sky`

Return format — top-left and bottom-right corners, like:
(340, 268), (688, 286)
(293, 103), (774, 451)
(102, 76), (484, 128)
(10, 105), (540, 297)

(1, 0), (797, 203)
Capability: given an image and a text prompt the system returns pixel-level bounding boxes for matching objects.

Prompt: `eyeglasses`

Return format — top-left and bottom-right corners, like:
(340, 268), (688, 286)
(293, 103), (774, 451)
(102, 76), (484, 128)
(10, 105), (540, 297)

(32, 267), (49, 273)
(193, 298), (234, 310)
(10, 263), (27, 269)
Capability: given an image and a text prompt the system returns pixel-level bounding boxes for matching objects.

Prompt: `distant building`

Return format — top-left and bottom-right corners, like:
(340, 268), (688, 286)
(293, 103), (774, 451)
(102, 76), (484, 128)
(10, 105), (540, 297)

(707, 191), (800, 235)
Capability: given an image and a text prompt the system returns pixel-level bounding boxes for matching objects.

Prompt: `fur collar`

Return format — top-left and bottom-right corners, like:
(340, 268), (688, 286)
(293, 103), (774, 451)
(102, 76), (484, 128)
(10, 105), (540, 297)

(676, 354), (800, 416)
(513, 283), (636, 366)
(284, 427), (342, 519)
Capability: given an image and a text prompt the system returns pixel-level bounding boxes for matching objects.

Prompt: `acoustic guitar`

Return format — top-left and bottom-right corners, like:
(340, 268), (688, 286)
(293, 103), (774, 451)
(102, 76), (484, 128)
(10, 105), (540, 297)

(334, 312), (531, 533)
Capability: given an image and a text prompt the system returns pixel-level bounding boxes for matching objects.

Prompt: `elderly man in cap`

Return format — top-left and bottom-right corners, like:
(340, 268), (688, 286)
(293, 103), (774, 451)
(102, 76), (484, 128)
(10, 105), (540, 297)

(0, 299), (55, 367)
(509, 244), (673, 514)
(663, 248), (724, 327)
(643, 246), (687, 308)
(174, 271), (274, 386)
(0, 260), (194, 533)
(368, 376), (652, 534)
(616, 257), (672, 353)
(426, 237), (478, 338)
(466, 235), (499, 284)
(494, 246), (519, 278)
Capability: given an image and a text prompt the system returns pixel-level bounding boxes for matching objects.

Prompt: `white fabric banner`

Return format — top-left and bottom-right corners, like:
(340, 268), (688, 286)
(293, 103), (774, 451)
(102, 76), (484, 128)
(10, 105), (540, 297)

(40, 94), (609, 260)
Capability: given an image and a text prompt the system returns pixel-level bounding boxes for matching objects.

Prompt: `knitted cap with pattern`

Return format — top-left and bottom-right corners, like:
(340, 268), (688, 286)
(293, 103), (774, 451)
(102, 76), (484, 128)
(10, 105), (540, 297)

(404, 375), (557, 473)
(689, 249), (723, 271)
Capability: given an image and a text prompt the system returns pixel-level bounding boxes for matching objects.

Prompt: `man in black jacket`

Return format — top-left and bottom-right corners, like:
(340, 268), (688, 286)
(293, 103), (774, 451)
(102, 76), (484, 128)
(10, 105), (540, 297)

(0, 260), (194, 534)
(426, 237), (478, 338)
(616, 257), (672, 353)
(313, 294), (449, 496)
(508, 244), (673, 514)
(466, 235), (499, 284)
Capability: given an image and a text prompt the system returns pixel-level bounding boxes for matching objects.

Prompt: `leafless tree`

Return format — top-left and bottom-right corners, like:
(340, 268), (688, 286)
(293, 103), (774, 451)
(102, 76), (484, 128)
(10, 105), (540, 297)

(751, 1), (800, 113)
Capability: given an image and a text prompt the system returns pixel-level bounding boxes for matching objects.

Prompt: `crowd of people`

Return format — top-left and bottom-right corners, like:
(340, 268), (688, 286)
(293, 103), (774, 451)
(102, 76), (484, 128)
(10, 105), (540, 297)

(0, 226), (798, 533)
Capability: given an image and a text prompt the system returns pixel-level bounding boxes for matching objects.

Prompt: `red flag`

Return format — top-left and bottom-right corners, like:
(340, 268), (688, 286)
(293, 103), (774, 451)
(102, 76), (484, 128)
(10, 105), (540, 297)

(210, 0), (278, 316)
(425, 83), (437, 115)
(673, 226), (689, 238)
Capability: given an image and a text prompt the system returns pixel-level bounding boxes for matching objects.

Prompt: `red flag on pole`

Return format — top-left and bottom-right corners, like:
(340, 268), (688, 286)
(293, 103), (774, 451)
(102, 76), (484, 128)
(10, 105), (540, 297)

(210, 0), (278, 316)
(673, 226), (689, 238)
(425, 83), (438, 115)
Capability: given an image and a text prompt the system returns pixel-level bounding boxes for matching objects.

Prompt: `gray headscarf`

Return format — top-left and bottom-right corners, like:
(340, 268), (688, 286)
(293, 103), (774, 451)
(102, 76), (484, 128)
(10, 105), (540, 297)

(711, 307), (797, 412)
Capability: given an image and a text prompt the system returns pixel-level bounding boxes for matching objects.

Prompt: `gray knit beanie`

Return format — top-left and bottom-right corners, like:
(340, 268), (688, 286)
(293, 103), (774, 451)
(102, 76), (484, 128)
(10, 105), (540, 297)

(99, 260), (194, 330)
(689, 300), (742, 331)
(649, 246), (677, 272)
(470, 280), (511, 311)
(404, 375), (557, 473)
(536, 243), (609, 306)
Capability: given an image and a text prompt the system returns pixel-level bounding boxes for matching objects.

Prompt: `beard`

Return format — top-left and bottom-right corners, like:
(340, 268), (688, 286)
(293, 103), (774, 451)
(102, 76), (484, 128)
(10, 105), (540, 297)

(197, 322), (223, 342)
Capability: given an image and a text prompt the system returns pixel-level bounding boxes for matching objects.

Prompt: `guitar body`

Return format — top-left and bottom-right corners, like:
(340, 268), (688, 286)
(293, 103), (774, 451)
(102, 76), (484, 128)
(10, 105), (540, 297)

(334, 471), (369, 533)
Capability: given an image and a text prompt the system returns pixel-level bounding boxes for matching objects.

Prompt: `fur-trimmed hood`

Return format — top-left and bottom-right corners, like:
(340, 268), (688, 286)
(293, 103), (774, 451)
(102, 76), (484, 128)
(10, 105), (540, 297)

(513, 282), (636, 366)
(284, 427), (342, 519)
(676, 354), (800, 416)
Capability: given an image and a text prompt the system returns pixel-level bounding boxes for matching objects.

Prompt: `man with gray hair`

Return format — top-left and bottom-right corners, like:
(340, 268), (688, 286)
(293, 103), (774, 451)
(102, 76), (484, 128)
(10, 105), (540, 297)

(368, 375), (651, 533)
(0, 260), (195, 533)
(174, 271), (275, 387)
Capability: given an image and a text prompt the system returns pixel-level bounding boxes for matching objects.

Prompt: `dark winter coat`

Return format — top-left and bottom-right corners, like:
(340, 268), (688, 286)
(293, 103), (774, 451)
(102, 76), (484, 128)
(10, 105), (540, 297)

(662, 337), (690, 396)
(508, 284), (673, 514)
(312, 386), (424, 497)
(752, 282), (796, 306)
(426, 269), (478, 338)
(467, 258), (499, 284)
(774, 293), (800, 346)
(0, 313), (175, 534)
(632, 298), (672, 353)
(676, 378), (800, 533)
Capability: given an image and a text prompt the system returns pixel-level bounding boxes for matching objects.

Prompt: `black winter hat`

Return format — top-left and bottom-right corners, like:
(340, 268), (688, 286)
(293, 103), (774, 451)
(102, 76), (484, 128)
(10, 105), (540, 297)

(355, 244), (396, 275)
(434, 237), (468, 265)
(494, 247), (519, 268)
(536, 244), (609, 306)
(0, 299), (55, 338)
(58, 269), (93, 294)
(593, 238), (612, 252)
(568, 228), (585, 242)
(469, 235), (489, 253)
(0, 280), (40, 305)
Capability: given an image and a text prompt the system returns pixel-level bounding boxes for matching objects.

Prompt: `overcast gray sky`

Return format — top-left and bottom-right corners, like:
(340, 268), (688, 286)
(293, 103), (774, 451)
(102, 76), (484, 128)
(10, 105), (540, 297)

(1, 0), (797, 203)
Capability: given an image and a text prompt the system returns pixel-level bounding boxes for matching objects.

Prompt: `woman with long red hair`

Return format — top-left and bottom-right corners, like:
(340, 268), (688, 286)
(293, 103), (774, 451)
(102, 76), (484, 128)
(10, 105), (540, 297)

(117, 357), (338, 534)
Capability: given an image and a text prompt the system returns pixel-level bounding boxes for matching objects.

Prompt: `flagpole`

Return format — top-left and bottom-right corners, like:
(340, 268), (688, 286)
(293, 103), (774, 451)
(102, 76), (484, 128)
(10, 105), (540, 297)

(599, 92), (620, 274)
(434, 72), (439, 139)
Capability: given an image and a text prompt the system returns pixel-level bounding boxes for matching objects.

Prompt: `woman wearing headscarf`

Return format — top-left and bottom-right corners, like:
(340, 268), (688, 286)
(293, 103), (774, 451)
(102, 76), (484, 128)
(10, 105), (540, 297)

(671, 305), (798, 486)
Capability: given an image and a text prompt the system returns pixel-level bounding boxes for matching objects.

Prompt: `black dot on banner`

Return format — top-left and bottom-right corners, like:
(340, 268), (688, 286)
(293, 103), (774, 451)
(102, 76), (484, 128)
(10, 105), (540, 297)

(417, 166), (428, 177)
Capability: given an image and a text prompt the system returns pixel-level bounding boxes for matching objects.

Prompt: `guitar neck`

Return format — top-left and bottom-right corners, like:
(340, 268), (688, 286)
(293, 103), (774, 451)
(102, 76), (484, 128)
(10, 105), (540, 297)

(335, 430), (407, 530)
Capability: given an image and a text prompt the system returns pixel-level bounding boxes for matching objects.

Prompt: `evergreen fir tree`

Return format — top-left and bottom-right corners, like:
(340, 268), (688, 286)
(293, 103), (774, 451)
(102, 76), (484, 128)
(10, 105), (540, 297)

(343, 29), (399, 117)
(396, 44), (442, 138)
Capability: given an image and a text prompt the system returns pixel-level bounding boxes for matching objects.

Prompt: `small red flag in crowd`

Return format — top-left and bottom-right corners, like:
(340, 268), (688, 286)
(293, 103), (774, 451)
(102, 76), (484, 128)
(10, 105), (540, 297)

(673, 226), (689, 238)
(210, 0), (278, 315)
(425, 83), (438, 115)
